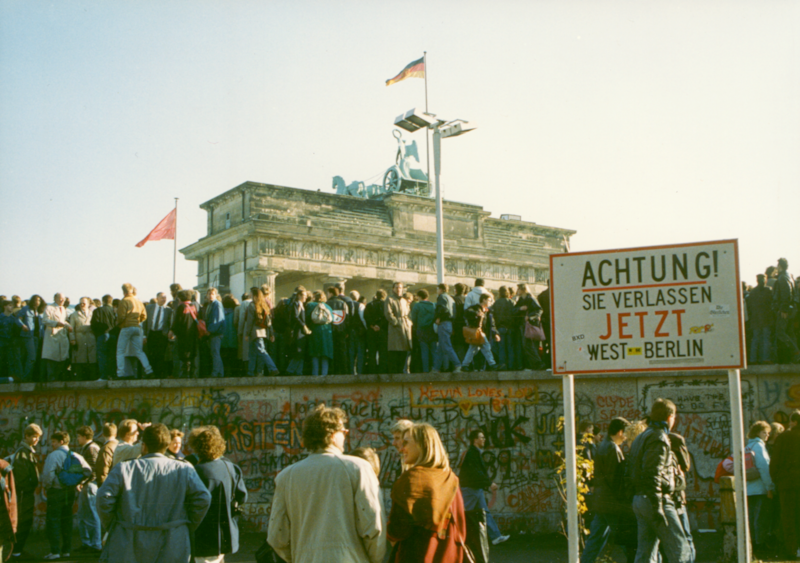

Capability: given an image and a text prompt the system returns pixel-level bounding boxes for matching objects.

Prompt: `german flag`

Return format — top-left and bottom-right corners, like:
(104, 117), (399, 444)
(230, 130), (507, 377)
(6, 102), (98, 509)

(386, 57), (425, 86)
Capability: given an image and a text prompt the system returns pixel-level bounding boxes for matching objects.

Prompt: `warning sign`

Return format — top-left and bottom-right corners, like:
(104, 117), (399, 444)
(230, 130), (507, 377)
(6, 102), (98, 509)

(550, 240), (745, 374)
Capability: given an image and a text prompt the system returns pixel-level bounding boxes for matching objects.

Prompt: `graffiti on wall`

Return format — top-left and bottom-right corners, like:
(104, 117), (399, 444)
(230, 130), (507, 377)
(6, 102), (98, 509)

(0, 371), (797, 534)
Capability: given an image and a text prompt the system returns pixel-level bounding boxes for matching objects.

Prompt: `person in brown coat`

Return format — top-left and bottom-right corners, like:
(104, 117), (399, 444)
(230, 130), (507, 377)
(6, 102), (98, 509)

(388, 423), (467, 563)
(0, 457), (18, 560)
(770, 409), (800, 560)
(384, 282), (412, 374)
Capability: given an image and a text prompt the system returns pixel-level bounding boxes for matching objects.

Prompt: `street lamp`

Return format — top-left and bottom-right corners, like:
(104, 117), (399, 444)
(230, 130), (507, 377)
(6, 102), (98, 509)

(393, 109), (476, 283)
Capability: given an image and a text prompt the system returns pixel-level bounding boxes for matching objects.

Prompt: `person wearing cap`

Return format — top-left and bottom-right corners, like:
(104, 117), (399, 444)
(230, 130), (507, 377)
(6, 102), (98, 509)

(773, 258), (800, 364)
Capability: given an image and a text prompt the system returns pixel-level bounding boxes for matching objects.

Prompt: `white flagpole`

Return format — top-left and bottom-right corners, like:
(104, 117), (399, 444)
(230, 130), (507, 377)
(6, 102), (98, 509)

(424, 51), (431, 194)
(173, 198), (178, 284)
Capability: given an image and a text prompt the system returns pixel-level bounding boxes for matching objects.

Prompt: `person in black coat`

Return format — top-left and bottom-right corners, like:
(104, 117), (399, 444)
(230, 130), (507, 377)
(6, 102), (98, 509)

(168, 290), (200, 379)
(580, 417), (636, 563)
(191, 426), (248, 562)
(364, 290), (389, 374)
(459, 430), (509, 545)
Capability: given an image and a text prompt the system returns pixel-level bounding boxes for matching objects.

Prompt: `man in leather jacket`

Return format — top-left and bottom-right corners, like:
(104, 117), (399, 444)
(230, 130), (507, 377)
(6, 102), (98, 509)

(626, 399), (692, 563)
(773, 258), (800, 364)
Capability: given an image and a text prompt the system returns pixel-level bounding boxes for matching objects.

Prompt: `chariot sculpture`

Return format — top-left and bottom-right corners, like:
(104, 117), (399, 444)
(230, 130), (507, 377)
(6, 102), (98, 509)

(333, 129), (430, 199)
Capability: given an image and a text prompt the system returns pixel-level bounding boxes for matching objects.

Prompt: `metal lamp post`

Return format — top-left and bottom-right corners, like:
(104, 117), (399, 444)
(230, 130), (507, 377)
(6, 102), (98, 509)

(394, 109), (475, 284)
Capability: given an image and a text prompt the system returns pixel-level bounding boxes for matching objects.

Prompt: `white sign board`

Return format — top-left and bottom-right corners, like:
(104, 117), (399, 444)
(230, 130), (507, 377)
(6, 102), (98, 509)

(550, 240), (745, 375)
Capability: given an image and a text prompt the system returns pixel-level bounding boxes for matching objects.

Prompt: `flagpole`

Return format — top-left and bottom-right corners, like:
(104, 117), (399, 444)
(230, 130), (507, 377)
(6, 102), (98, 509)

(423, 51), (431, 198)
(173, 198), (178, 284)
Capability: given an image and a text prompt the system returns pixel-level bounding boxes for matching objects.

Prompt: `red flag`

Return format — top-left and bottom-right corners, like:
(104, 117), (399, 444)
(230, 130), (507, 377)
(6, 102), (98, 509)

(136, 208), (176, 247)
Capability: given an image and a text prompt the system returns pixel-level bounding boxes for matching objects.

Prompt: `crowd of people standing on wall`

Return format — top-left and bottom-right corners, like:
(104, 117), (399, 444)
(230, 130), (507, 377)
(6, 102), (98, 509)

(0, 278), (552, 382)
(1, 255), (799, 382)
(744, 257), (800, 365)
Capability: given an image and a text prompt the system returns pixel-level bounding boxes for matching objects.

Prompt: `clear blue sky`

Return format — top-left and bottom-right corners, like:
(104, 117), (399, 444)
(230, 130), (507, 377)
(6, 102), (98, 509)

(2, 0), (798, 302)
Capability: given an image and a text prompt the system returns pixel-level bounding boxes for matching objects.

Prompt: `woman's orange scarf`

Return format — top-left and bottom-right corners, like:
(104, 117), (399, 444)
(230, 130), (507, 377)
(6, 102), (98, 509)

(391, 466), (459, 538)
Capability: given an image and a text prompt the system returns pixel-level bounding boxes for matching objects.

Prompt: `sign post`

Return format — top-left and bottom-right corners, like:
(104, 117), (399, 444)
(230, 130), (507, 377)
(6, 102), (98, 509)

(549, 240), (746, 563)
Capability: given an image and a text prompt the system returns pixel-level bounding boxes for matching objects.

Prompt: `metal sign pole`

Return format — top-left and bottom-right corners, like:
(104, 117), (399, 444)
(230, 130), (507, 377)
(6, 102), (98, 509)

(728, 368), (751, 563)
(563, 373), (579, 563)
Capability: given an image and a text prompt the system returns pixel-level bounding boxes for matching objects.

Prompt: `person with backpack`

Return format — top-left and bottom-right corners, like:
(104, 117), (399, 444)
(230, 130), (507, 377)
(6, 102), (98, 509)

(41, 431), (92, 560)
(306, 290), (334, 376)
(326, 286), (350, 375)
(243, 287), (279, 377)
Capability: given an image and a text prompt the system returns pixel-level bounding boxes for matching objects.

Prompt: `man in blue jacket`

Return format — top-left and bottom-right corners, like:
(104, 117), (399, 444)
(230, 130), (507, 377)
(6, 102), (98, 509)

(203, 288), (226, 377)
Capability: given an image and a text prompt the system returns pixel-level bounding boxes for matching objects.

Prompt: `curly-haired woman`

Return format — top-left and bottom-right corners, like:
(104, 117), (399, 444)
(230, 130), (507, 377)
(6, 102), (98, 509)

(191, 426), (248, 563)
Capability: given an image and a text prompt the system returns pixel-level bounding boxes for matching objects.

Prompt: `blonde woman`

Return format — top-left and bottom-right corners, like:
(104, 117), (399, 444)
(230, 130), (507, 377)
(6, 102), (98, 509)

(388, 423), (467, 563)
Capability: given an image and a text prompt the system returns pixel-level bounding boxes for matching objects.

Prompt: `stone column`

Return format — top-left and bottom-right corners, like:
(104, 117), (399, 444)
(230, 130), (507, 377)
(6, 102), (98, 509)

(252, 270), (279, 301)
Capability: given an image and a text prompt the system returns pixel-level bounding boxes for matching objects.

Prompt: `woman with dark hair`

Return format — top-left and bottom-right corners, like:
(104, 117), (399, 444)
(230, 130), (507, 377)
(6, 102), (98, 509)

(388, 423), (468, 563)
(221, 294), (239, 377)
(15, 295), (44, 382)
(305, 291), (334, 376)
(285, 288), (310, 375)
(190, 426), (248, 563)
(168, 289), (200, 378)
(514, 284), (546, 371)
(243, 288), (279, 377)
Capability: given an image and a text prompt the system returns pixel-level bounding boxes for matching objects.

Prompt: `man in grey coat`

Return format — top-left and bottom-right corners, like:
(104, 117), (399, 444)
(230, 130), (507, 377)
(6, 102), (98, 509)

(97, 424), (211, 563)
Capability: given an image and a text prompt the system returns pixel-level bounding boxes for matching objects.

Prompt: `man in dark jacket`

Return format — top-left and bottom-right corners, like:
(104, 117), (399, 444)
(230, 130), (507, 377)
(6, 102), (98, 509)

(491, 287), (516, 370)
(9, 424), (41, 559)
(432, 284), (461, 373)
(626, 399), (692, 563)
(747, 274), (774, 364)
(770, 409), (800, 560)
(90, 295), (117, 379)
(581, 417), (633, 563)
(364, 290), (388, 374)
(459, 430), (509, 545)
(773, 258), (800, 364)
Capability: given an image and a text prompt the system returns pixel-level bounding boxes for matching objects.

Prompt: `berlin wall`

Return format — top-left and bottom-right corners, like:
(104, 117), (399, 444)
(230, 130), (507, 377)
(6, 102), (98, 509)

(1, 366), (798, 534)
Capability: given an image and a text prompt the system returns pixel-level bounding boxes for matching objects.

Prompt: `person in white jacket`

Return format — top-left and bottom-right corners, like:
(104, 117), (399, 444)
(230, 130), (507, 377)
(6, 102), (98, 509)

(463, 279), (493, 310)
(268, 404), (386, 563)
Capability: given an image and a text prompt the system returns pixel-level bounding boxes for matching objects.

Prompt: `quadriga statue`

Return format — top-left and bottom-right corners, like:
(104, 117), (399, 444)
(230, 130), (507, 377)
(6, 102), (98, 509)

(333, 129), (430, 199)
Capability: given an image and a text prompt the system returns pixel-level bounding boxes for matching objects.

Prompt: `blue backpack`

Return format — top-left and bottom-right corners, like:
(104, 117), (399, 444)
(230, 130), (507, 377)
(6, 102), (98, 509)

(57, 452), (85, 487)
